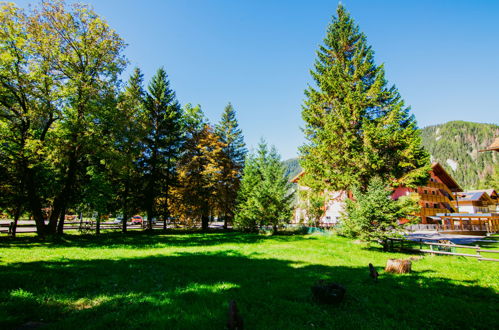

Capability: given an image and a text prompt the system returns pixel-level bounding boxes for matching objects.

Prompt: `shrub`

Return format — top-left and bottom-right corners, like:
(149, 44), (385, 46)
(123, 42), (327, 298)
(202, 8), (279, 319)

(339, 176), (420, 248)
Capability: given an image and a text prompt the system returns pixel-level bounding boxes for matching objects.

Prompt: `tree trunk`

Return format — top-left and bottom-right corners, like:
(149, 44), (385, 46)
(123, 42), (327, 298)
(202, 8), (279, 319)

(163, 160), (170, 231)
(48, 149), (78, 234)
(10, 205), (21, 238)
(122, 183), (129, 233)
(25, 169), (46, 238)
(122, 210), (128, 233)
(79, 212), (83, 230)
(96, 212), (101, 235)
(223, 215), (228, 230)
(273, 224), (278, 234)
(163, 185), (169, 231)
(56, 206), (66, 235)
(201, 214), (209, 231)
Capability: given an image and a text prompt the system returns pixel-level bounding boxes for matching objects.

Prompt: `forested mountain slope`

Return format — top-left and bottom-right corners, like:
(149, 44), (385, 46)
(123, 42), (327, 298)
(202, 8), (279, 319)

(284, 121), (498, 189)
(282, 158), (302, 179)
(420, 121), (498, 189)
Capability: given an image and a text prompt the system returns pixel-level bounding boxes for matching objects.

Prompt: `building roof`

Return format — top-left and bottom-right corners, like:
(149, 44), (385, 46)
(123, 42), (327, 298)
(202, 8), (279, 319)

(465, 189), (498, 199)
(480, 137), (499, 152)
(290, 170), (304, 183)
(431, 162), (462, 192)
(455, 191), (493, 203)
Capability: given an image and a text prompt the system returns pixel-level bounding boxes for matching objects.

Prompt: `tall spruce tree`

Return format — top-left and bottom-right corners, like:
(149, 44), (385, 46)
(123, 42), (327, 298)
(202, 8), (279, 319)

(141, 68), (183, 230)
(300, 4), (430, 193)
(215, 103), (247, 229)
(114, 68), (147, 232)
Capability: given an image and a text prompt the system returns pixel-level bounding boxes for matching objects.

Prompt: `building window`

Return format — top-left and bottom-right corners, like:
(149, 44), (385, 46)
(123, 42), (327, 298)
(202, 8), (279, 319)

(432, 191), (435, 195)
(434, 203), (438, 208)
(425, 203), (430, 208)
(424, 190), (428, 194)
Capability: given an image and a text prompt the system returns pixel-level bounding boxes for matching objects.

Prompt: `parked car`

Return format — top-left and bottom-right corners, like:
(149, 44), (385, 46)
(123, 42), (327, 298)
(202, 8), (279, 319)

(113, 217), (123, 224)
(131, 215), (143, 225)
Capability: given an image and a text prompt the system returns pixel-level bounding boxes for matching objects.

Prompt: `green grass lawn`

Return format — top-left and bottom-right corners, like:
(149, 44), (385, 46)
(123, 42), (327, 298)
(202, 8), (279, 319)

(0, 232), (498, 329)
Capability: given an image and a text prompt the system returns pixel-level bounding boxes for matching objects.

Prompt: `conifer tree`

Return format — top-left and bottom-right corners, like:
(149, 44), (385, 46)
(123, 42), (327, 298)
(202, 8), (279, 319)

(300, 4), (430, 193)
(215, 103), (247, 229)
(235, 141), (294, 233)
(141, 68), (183, 230)
(114, 67), (147, 232)
(340, 176), (420, 248)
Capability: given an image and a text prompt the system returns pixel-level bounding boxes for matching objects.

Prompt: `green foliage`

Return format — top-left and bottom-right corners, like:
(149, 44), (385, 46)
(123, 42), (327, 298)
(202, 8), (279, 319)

(215, 103), (246, 169)
(299, 4), (430, 192)
(421, 121), (499, 189)
(0, 0), (127, 235)
(112, 67), (148, 230)
(235, 141), (294, 232)
(214, 103), (247, 226)
(298, 189), (326, 227)
(340, 177), (420, 245)
(141, 67), (183, 228)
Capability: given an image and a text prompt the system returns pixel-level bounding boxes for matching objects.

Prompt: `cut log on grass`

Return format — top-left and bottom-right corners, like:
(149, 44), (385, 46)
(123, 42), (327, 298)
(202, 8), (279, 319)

(311, 280), (346, 304)
(385, 259), (412, 274)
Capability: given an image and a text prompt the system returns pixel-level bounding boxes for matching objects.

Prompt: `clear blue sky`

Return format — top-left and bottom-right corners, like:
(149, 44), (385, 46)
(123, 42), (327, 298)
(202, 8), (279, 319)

(14, 0), (499, 159)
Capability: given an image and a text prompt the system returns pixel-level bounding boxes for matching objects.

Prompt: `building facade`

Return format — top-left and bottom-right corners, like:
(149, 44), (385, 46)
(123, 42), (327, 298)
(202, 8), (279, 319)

(292, 162), (462, 226)
(451, 190), (497, 213)
(392, 163), (462, 223)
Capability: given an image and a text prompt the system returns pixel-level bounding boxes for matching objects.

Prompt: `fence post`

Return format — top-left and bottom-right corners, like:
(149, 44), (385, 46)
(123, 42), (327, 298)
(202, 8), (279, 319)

(476, 245), (480, 258)
(420, 239), (423, 250)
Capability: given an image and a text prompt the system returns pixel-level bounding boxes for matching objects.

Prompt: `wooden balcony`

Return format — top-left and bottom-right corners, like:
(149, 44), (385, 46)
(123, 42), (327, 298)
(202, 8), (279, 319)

(418, 193), (451, 204)
(425, 181), (455, 198)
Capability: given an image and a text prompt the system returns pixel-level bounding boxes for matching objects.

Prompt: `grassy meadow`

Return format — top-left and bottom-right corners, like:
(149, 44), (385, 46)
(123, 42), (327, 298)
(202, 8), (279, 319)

(0, 232), (498, 329)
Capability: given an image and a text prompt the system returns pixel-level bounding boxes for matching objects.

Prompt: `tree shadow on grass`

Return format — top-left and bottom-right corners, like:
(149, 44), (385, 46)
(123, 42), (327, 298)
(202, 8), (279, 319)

(0, 231), (315, 250)
(0, 251), (497, 329)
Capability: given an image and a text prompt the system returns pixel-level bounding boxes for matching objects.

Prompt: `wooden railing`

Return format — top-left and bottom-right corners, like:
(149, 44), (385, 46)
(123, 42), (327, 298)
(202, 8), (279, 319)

(438, 215), (499, 233)
(418, 193), (449, 203)
(418, 207), (450, 217)
(387, 238), (499, 262)
(426, 181), (456, 198)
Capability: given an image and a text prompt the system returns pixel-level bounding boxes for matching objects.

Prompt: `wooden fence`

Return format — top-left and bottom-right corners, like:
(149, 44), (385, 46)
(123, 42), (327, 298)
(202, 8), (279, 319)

(387, 238), (499, 262)
(0, 221), (151, 234)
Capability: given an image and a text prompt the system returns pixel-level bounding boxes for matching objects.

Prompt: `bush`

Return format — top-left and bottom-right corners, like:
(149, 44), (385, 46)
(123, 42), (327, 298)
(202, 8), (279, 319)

(339, 176), (420, 247)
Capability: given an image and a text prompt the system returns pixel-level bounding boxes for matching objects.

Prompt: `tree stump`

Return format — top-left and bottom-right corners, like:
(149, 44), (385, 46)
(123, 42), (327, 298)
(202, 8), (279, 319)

(385, 259), (411, 274)
(227, 300), (243, 330)
(311, 280), (346, 304)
